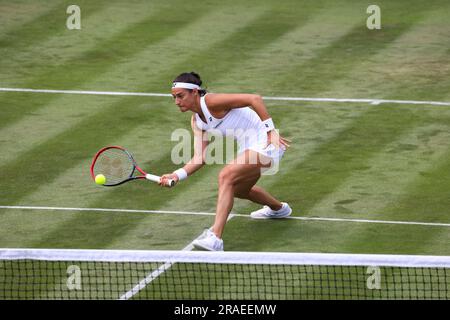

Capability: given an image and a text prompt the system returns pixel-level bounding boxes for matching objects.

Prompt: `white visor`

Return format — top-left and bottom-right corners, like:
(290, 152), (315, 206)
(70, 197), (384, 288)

(172, 82), (201, 90)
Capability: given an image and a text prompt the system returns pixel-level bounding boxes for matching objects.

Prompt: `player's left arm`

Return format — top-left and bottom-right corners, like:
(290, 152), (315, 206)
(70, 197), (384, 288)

(205, 93), (291, 148)
(206, 93), (270, 119)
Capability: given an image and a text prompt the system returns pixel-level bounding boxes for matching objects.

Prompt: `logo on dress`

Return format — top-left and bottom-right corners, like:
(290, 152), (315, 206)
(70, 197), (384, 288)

(213, 121), (224, 129)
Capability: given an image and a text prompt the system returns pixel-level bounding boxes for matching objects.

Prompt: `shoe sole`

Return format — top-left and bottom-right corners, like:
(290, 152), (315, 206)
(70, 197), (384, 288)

(250, 208), (292, 220)
(192, 241), (222, 251)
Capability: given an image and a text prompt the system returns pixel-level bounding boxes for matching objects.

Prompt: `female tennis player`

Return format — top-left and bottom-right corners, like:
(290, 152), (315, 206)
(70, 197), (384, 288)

(160, 72), (292, 251)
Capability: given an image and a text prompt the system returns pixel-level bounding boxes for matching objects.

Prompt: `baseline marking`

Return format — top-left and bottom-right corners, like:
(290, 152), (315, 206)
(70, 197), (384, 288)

(1, 87), (449, 106)
(1, 205), (450, 228)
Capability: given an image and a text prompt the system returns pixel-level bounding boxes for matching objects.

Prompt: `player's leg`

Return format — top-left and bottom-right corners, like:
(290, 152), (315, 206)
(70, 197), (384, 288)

(214, 148), (293, 234)
(232, 149), (291, 216)
(234, 175), (292, 220)
(193, 150), (266, 251)
(232, 153), (291, 220)
(192, 159), (261, 251)
(192, 150), (290, 251)
(235, 183), (283, 211)
(212, 158), (262, 238)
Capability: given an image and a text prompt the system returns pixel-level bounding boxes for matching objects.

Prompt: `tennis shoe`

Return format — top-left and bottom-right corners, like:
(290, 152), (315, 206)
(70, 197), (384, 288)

(250, 202), (292, 219)
(192, 229), (224, 251)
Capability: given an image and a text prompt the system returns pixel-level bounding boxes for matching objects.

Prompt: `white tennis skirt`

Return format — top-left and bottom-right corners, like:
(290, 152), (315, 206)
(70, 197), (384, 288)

(248, 143), (285, 163)
(236, 129), (285, 172)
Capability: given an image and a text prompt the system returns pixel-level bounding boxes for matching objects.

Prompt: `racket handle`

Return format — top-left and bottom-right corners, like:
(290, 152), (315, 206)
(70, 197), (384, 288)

(145, 174), (175, 187)
(166, 179), (175, 187)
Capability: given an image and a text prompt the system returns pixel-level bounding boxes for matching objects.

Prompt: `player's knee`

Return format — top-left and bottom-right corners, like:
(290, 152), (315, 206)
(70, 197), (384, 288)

(234, 189), (250, 199)
(218, 167), (237, 186)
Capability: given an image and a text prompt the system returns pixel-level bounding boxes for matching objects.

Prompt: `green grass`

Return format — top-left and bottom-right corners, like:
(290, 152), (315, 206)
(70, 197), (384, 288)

(1, 0), (450, 299)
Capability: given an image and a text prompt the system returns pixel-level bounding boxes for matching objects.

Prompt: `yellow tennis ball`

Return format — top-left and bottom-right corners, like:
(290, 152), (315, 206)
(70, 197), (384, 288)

(95, 174), (106, 185)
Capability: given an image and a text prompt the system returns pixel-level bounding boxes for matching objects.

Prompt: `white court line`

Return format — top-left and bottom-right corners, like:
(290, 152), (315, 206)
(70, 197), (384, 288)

(0, 87), (169, 98)
(118, 213), (235, 300)
(118, 233), (195, 300)
(1, 205), (450, 228)
(1, 87), (450, 106)
(0, 205), (214, 217)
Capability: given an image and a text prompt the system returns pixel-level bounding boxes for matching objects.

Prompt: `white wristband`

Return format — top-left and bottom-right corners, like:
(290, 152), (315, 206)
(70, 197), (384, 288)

(262, 118), (275, 132)
(173, 168), (188, 181)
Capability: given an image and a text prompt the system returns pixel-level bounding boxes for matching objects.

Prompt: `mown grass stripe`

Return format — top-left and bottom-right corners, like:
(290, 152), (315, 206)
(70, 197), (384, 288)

(0, 0), (207, 128)
(0, 1), (107, 55)
(0, 97), (162, 202)
(317, 8), (450, 101)
(266, 52), (449, 254)
(231, 6), (433, 210)
(10, 114), (183, 208)
(213, 4), (363, 94)
(0, 117), (205, 248)
(221, 3), (436, 228)
(230, 12), (448, 252)
(325, 127), (450, 255)
(277, 108), (422, 212)
(28, 152), (211, 249)
(0, 5), (262, 169)
(225, 106), (428, 251)
(282, 8), (447, 225)
(0, 94), (111, 165)
(0, 4), (265, 172)
(148, 6), (313, 93)
(0, 3), (266, 173)
(382, 147), (450, 254)
(0, 1), (58, 34)
(308, 123), (450, 219)
(0, 107), (199, 248)
(228, 5), (448, 217)
(0, 2), (173, 86)
(275, 24), (424, 96)
(381, 146), (450, 222)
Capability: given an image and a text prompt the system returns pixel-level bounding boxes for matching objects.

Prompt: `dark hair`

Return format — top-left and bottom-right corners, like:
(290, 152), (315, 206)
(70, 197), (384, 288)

(173, 72), (207, 96)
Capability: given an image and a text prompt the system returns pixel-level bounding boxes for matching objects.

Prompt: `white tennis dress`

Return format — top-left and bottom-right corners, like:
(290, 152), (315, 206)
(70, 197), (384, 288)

(194, 94), (285, 164)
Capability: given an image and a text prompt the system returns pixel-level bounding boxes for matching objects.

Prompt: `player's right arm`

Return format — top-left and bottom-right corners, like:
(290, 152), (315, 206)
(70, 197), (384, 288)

(160, 115), (209, 185)
(182, 115), (209, 175)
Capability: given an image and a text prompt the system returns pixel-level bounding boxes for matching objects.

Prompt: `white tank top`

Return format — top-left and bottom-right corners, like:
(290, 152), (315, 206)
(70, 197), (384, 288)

(194, 94), (267, 153)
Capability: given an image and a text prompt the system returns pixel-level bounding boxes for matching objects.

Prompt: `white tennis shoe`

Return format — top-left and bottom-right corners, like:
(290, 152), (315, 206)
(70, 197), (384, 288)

(250, 202), (292, 219)
(192, 229), (224, 251)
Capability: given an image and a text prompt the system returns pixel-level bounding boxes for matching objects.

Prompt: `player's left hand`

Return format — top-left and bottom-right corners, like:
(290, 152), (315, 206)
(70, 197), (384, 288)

(268, 130), (291, 150)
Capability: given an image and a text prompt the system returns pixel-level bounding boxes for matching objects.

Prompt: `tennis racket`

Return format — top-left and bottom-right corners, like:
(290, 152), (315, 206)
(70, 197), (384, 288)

(90, 146), (175, 187)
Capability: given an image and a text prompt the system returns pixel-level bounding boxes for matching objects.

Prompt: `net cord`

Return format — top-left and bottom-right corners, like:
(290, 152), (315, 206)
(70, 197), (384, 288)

(1, 249), (450, 268)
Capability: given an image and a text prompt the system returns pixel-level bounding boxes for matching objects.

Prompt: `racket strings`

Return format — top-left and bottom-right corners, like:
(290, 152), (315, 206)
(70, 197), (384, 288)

(93, 148), (134, 185)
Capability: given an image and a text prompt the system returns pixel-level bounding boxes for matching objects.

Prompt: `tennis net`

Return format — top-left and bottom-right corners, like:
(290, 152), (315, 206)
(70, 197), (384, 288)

(1, 248), (449, 299)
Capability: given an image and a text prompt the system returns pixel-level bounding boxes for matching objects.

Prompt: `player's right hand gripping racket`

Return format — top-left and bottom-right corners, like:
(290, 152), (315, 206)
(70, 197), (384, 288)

(90, 146), (175, 187)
